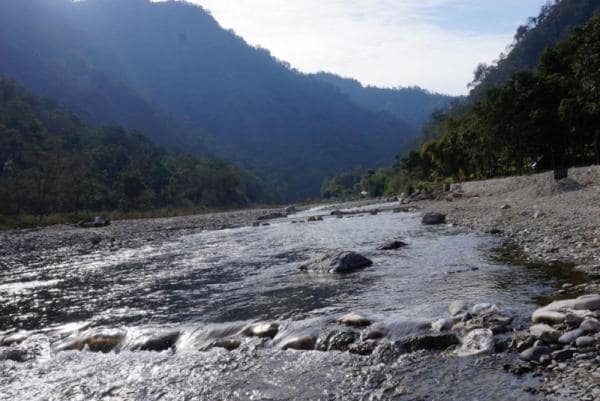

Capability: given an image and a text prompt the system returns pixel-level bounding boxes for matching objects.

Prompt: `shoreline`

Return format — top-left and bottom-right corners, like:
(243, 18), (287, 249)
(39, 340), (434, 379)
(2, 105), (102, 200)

(418, 165), (600, 400)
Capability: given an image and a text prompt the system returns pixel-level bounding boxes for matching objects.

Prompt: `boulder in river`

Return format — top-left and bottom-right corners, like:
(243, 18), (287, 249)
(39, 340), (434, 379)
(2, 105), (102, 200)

(285, 206), (298, 214)
(62, 330), (126, 353)
(299, 252), (373, 274)
(281, 335), (316, 351)
(241, 322), (279, 339)
(130, 330), (180, 352)
(421, 212), (446, 225)
(377, 240), (408, 251)
(400, 333), (460, 352)
(208, 338), (241, 351)
(337, 312), (372, 327)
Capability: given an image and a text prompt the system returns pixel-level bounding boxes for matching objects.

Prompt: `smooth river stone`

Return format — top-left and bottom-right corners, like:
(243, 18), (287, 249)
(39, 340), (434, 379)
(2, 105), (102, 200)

(558, 329), (584, 345)
(337, 312), (372, 327)
(519, 346), (551, 362)
(281, 335), (316, 351)
(575, 336), (595, 348)
(531, 310), (566, 324)
(529, 324), (561, 343)
(241, 323), (279, 339)
(536, 294), (600, 314)
(580, 318), (600, 334)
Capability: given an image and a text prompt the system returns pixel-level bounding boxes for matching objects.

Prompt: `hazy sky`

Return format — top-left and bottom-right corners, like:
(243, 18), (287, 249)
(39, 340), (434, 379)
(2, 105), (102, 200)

(184, 0), (547, 95)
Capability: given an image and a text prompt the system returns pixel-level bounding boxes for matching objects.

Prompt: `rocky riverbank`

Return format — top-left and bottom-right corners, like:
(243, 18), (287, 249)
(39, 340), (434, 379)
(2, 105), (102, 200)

(416, 165), (600, 400)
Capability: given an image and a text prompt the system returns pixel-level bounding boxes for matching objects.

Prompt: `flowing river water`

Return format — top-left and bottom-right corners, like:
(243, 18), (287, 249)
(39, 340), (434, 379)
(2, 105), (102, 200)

(0, 206), (581, 400)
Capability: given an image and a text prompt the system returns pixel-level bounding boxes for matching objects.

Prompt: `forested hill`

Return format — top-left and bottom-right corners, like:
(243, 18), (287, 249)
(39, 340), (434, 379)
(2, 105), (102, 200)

(0, 0), (431, 200)
(313, 73), (457, 130)
(0, 78), (268, 226)
(469, 0), (600, 99)
(322, 0), (600, 199)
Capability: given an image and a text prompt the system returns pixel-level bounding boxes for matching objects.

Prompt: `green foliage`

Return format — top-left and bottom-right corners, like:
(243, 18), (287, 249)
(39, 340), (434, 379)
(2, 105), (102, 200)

(469, 0), (600, 99)
(324, 7), (600, 195)
(0, 79), (268, 224)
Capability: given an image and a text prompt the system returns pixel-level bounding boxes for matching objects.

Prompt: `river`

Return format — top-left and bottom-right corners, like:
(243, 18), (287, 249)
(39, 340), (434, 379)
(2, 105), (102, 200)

(0, 206), (577, 400)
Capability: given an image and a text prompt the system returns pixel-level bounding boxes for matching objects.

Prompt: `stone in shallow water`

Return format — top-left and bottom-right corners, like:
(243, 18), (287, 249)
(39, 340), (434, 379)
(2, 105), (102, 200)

(431, 318), (454, 333)
(316, 331), (357, 352)
(348, 340), (377, 356)
(62, 330), (126, 353)
(337, 312), (372, 328)
(209, 338), (241, 351)
(241, 323), (279, 339)
(298, 251), (373, 274)
(529, 324), (561, 343)
(457, 329), (494, 356)
(400, 333), (460, 352)
(448, 301), (468, 317)
(377, 241), (408, 251)
(130, 331), (180, 352)
(281, 335), (316, 351)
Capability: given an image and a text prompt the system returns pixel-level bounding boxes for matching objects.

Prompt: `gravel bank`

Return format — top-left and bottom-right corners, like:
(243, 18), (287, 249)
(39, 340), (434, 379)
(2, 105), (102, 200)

(422, 165), (600, 275)
(0, 208), (280, 268)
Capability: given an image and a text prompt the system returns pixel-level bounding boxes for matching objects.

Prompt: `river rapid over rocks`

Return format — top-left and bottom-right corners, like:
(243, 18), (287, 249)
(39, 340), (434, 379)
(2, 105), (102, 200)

(0, 206), (586, 400)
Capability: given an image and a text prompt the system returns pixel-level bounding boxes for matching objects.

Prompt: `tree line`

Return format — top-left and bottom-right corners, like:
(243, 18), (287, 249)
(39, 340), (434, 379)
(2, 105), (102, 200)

(323, 7), (600, 199)
(0, 79), (269, 226)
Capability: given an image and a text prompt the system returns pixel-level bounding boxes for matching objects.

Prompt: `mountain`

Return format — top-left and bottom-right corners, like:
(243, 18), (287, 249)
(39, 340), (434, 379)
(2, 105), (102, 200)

(313, 73), (457, 130)
(0, 77), (266, 225)
(0, 0), (422, 200)
(469, 0), (600, 99)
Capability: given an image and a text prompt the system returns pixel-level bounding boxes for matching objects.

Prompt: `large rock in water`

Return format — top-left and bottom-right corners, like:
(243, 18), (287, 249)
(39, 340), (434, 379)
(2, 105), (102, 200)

(422, 213), (446, 225)
(298, 252), (373, 274)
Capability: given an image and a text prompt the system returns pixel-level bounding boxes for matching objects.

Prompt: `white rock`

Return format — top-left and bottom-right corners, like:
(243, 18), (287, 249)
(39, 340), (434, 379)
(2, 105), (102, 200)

(457, 329), (494, 356)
